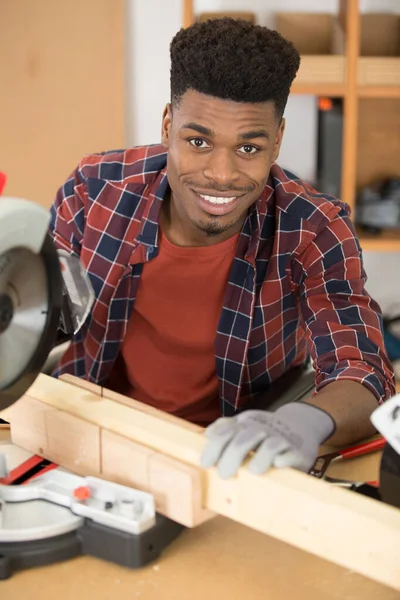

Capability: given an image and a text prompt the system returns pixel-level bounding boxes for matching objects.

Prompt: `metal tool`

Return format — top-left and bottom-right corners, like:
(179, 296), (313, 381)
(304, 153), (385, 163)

(0, 467), (157, 535)
(309, 436), (386, 479)
(0, 455), (184, 579)
(0, 188), (185, 578)
(0, 194), (94, 411)
(323, 475), (379, 488)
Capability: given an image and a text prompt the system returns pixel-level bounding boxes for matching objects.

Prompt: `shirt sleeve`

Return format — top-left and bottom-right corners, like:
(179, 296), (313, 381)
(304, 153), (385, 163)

(47, 166), (88, 380)
(296, 206), (396, 404)
(48, 165), (88, 256)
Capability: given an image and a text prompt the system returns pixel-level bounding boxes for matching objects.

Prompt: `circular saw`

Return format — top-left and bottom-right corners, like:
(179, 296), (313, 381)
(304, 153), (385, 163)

(0, 197), (94, 412)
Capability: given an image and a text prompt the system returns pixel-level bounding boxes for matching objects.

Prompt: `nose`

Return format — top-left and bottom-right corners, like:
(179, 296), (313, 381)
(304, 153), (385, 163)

(203, 148), (240, 187)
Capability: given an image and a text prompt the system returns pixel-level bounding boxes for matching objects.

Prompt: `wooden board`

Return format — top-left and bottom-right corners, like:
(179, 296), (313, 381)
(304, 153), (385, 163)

(358, 58), (400, 87)
(4, 376), (213, 528)
(101, 429), (214, 527)
(0, 443), (396, 600)
(2, 373), (400, 592)
(0, 0), (124, 207)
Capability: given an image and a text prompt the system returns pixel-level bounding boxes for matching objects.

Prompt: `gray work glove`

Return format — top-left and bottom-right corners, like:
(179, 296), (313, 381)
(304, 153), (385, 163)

(200, 403), (335, 479)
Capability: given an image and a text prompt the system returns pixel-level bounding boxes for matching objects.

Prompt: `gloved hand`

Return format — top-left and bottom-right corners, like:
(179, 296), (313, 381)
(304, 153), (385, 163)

(200, 402), (335, 479)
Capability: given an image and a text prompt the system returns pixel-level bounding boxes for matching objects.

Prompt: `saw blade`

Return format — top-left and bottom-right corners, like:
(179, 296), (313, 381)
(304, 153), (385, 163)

(0, 247), (48, 390)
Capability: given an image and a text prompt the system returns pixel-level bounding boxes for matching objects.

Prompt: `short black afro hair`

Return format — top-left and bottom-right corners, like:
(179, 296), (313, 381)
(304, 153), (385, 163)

(170, 17), (300, 120)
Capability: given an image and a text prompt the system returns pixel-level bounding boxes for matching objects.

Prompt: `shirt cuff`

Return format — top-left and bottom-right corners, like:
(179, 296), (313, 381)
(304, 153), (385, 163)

(314, 361), (395, 404)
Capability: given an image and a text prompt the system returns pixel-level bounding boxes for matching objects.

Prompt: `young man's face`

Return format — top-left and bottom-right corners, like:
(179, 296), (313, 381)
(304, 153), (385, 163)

(161, 89), (285, 246)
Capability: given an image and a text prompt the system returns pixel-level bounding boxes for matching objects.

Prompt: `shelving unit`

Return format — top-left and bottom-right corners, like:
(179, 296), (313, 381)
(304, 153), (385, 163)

(182, 0), (400, 253)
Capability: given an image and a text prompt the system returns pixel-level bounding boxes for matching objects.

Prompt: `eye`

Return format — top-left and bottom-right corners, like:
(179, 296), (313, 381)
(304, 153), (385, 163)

(238, 144), (258, 155)
(189, 138), (210, 149)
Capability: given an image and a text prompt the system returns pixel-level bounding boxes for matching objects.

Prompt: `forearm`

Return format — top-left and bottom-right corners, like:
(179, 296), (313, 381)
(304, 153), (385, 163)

(305, 380), (378, 446)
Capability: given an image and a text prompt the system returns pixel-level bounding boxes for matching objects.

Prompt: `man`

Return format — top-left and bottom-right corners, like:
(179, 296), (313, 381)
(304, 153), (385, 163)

(49, 18), (395, 479)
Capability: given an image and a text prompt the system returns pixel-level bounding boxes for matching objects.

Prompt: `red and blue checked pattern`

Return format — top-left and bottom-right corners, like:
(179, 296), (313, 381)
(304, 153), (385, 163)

(49, 144), (395, 415)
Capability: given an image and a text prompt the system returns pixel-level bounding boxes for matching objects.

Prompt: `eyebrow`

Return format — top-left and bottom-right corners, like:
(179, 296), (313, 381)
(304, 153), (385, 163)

(181, 122), (214, 137)
(239, 129), (270, 141)
(181, 122), (270, 141)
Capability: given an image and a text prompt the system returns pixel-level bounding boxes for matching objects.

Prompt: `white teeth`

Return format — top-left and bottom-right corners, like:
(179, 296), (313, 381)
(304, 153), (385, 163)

(199, 194), (236, 205)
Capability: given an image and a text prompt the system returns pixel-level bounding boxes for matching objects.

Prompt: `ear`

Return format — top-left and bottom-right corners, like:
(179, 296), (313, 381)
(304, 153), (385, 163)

(272, 118), (285, 162)
(161, 103), (172, 148)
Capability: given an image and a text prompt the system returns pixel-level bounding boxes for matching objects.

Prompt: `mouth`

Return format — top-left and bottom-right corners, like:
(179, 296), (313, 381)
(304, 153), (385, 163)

(193, 190), (244, 216)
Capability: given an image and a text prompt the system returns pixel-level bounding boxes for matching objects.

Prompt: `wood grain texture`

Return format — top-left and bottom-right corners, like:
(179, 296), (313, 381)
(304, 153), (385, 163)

(2, 373), (400, 591)
(101, 429), (153, 491)
(44, 410), (101, 476)
(59, 374), (103, 397)
(358, 58), (400, 87)
(147, 452), (213, 527)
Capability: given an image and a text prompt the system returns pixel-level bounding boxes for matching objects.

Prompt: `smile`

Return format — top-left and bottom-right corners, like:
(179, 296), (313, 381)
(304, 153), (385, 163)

(198, 194), (237, 205)
(193, 190), (243, 217)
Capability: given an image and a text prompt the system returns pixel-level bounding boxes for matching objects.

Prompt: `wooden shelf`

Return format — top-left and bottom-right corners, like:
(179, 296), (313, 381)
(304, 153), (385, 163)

(295, 55), (346, 86)
(358, 57), (400, 88)
(357, 229), (400, 252)
(291, 53), (346, 96)
(291, 83), (346, 96)
(358, 86), (400, 99)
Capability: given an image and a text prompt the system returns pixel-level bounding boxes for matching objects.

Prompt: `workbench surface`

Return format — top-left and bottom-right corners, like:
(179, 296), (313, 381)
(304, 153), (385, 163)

(1, 429), (397, 600)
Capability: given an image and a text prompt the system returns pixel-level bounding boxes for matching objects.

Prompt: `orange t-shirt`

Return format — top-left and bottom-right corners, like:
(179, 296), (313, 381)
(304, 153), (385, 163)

(108, 229), (239, 426)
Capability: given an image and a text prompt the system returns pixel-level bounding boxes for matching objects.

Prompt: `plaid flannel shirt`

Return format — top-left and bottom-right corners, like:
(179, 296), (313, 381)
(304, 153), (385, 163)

(49, 144), (395, 416)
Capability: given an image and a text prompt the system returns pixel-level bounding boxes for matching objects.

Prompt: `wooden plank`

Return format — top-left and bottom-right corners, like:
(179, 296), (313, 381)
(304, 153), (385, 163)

(358, 86), (400, 99)
(147, 452), (213, 527)
(101, 429), (213, 527)
(59, 374), (103, 397)
(3, 376), (211, 526)
(44, 410), (101, 476)
(3, 373), (400, 591)
(4, 393), (101, 476)
(295, 56), (345, 85)
(101, 429), (153, 491)
(2, 395), (51, 455)
(60, 374), (204, 433)
(291, 83), (345, 97)
(19, 375), (204, 464)
(102, 386), (205, 434)
(358, 58), (400, 87)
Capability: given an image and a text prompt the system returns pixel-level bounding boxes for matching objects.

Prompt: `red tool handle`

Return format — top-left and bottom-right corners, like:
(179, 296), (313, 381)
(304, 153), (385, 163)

(0, 172), (6, 195)
(339, 436), (386, 460)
